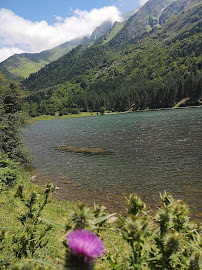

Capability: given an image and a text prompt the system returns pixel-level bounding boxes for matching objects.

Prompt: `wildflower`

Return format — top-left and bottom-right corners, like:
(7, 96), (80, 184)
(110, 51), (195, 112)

(67, 229), (105, 262)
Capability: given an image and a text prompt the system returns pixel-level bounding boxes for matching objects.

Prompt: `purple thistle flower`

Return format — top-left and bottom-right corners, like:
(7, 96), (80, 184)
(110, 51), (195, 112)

(67, 229), (105, 262)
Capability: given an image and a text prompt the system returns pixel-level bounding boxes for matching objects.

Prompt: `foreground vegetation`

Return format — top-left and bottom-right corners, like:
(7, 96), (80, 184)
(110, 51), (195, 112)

(0, 155), (201, 269)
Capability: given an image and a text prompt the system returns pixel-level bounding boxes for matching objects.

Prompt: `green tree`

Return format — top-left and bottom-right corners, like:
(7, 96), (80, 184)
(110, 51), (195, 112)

(99, 106), (105, 115)
(0, 73), (29, 162)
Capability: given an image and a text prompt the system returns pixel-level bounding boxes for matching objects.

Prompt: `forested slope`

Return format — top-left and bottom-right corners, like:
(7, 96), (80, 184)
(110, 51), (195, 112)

(23, 0), (202, 116)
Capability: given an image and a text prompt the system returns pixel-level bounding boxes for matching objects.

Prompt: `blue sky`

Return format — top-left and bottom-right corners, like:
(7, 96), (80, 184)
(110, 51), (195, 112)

(1, 0), (140, 23)
(0, 0), (148, 62)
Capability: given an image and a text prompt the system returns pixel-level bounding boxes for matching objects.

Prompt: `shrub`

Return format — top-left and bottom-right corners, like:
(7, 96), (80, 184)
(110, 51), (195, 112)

(99, 107), (105, 115)
(0, 154), (20, 187)
(70, 108), (80, 114)
(12, 183), (55, 259)
(0, 74), (29, 163)
(108, 192), (202, 270)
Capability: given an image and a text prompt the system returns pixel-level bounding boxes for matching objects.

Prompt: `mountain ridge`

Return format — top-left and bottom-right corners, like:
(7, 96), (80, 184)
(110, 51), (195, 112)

(22, 0), (201, 116)
(0, 20), (115, 79)
(24, 0), (201, 91)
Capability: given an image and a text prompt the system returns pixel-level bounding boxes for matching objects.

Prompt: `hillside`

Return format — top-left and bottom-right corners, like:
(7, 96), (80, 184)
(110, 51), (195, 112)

(0, 38), (86, 79)
(1, 1), (182, 81)
(22, 0), (202, 116)
(0, 21), (114, 79)
(101, 0), (194, 49)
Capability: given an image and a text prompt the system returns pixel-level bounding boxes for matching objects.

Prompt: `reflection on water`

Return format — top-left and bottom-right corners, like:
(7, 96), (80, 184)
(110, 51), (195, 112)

(24, 108), (202, 220)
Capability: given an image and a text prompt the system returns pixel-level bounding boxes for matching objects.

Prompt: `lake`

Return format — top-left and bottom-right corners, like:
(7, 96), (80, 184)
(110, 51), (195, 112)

(24, 108), (202, 219)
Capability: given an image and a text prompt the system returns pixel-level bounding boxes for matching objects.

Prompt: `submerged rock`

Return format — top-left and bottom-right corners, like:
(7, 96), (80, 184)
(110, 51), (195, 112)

(55, 146), (113, 155)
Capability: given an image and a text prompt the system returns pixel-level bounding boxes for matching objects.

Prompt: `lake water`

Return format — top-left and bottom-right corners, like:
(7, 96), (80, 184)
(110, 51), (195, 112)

(24, 108), (202, 219)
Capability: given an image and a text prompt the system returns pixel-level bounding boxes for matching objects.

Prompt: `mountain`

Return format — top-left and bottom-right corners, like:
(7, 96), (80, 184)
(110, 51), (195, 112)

(0, 20), (115, 80)
(122, 8), (138, 21)
(0, 1), (167, 80)
(0, 38), (86, 80)
(22, 0), (202, 116)
(101, 0), (195, 48)
(89, 21), (114, 41)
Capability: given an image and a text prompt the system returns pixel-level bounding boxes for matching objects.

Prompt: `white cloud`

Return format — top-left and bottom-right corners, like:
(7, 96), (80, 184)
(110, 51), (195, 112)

(0, 7), (122, 62)
(139, 0), (149, 6)
(117, 0), (148, 14)
(0, 47), (26, 63)
(55, 16), (63, 22)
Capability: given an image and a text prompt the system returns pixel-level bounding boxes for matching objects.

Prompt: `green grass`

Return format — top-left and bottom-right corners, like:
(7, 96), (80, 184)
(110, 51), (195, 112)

(31, 112), (98, 121)
(30, 111), (124, 122)
(1, 151), (201, 269)
(1, 162), (201, 269)
(102, 22), (126, 45)
(6, 57), (49, 78)
(0, 161), (127, 269)
(0, 181), (68, 266)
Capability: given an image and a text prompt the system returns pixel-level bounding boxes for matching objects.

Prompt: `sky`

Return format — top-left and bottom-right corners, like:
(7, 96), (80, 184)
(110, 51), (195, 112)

(0, 0), (149, 63)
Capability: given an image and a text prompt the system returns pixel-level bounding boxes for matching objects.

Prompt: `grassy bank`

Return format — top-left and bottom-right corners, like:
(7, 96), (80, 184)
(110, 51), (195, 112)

(1, 154), (201, 269)
(30, 103), (202, 123)
(30, 111), (124, 122)
(31, 111), (100, 122)
(0, 154), (127, 269)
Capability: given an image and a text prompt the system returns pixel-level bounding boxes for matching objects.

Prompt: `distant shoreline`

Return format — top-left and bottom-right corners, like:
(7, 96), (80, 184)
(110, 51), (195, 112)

(31, 105), (202, 122)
